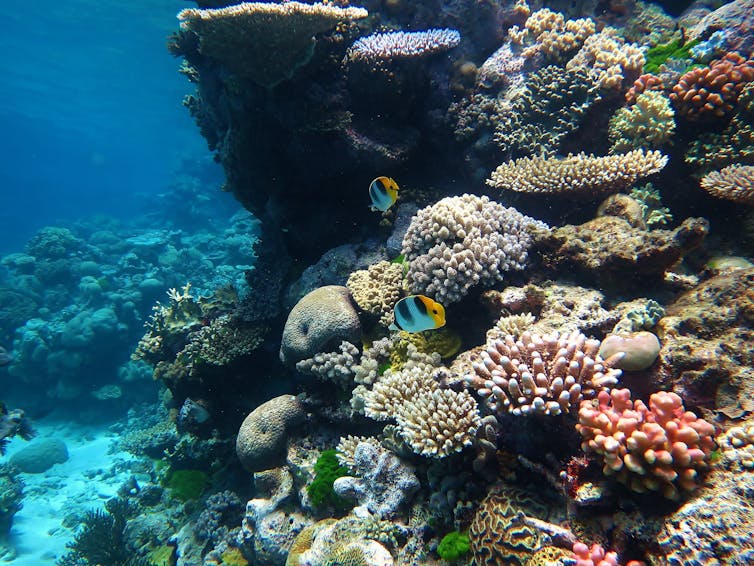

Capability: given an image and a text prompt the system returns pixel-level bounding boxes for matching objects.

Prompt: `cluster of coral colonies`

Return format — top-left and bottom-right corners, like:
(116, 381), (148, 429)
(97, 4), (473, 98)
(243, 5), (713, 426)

(577, 389), (716, 499)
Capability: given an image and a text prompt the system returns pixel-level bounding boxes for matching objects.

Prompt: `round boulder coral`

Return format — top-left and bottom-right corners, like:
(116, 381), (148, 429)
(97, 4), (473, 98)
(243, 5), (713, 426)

(236, 395), (306, 472)
(280, 286), (361, 365)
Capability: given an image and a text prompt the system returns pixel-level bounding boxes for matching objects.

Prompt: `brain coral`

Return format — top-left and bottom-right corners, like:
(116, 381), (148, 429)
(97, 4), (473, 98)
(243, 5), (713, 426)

(280, 285), (361, 365)
(236, 394), (305, 472)
(401, 194), (547, 304)
(465, 330), (623, 416)
(487, 150), (668, 196)
(577, 388), (716, 499)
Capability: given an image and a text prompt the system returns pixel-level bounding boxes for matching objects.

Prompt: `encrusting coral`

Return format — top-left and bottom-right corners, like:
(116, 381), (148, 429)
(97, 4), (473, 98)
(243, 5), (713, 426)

(464, 330), (623, 416)
(346, 261), (404, 327)
(577, 389), (716, 499)
(700, 164), (754, 204)
(177, 2), (368, 88)
(401, 194), (546, 304)
(488, 150), (668, 197)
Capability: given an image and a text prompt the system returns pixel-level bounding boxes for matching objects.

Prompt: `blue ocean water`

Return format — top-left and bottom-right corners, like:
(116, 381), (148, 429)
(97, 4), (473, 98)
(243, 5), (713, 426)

(0, 0), (207, 253)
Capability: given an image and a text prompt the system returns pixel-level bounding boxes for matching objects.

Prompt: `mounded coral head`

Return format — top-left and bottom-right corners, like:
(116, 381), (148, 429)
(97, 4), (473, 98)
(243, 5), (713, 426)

(280, 286), (361, 366)
(236, 395), (306, 472)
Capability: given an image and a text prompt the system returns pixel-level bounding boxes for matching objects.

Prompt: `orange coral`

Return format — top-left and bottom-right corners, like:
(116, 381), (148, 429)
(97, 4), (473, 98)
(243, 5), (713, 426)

(670, 52), (754, 121)
(625, 73), (664, 105)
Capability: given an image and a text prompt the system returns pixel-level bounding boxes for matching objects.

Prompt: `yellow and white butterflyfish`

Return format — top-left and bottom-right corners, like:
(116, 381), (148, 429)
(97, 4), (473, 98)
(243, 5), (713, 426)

(369, 176), (399, 212)
(389, 295), (446, 333)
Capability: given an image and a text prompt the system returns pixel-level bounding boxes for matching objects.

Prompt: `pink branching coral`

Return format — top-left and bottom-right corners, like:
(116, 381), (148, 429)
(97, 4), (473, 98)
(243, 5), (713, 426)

(572, 542), (645, 566)
(577, 389), (716, 499)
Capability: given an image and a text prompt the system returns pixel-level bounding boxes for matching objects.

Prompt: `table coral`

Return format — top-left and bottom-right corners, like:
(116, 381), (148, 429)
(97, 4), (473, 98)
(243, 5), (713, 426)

(608, 91), (675, 153)
(346, 29), (460, 63)
(465, 330), (623, 416)
(577, 388), (716, 499)
(700, 164), (754, 204)
(177, 2), (368, 88)
(401, 194), (546, 304)
(488, 150), (668, 196)
(670, 52), (754, 121)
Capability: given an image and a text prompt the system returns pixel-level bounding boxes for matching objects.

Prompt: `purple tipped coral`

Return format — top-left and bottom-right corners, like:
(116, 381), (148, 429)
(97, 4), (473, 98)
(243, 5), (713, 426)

(347, 28), (461, 63)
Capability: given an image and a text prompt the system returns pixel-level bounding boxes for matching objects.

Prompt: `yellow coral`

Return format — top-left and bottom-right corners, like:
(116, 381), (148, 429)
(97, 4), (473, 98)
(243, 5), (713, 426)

(347, 261), (404, 327)
(178, 2), (368, 87)
(509, 7), (595, 61)
(566, 28), (645, 90)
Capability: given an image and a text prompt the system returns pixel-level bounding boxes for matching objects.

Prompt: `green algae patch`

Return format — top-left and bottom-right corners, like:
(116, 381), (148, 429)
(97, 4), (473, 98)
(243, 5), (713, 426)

(437, 531), (470, 561)
(165, 469), (209, 501)
(307, 449), (352, 512)
(645, 38), (700, 73)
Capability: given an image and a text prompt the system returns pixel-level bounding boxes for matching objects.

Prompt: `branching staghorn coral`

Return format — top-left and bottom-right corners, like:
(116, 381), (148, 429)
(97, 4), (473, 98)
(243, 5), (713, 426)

(346, 29), (461, 63)
(608, 91), (676, 153)
(177, 2), (368, 88)
(401, 194), (546, 304)
(361, 345), (481, 457)
(494, 65), (601, 158)
(464, 330), (623, 416)
(487, 150), (668, 196)
(700, 164), (754, 204)
(577, 389), (716, 499)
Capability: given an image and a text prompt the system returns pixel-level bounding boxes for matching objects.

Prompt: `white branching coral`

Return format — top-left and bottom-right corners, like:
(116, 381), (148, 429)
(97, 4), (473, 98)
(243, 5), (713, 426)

(295, 340), (359, 386)
(401, 194), (546, 304)
(464, 330), (623, 416)
(346, 29), (461, 63)
(362, 346), (480, 457)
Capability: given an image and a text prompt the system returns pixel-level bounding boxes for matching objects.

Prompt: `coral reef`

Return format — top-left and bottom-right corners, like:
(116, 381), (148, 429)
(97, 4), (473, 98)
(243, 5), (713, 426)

(465, 330), (623, 416)
(236, 395), (306, 472)
(700, 164), (754, 204)
(401, 194), (546, 304)
(346, 261), (405, 327)
(488, 150), (668, 196)
(577, 389), (716, 499)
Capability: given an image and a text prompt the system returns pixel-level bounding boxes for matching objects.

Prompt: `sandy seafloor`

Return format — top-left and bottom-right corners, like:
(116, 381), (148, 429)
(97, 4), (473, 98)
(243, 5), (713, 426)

(4, 420), (133, 564)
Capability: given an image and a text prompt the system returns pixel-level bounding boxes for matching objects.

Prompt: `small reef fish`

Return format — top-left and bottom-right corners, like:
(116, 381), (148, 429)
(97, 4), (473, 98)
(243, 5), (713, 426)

(369, 176), (399, 212)
(390, 295), (446, 333)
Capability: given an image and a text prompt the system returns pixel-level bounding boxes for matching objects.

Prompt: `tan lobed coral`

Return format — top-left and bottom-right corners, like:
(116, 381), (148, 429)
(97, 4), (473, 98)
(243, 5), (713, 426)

(346, 261), (405, 327)
(362, 345), (481, 457)
(465, 330), (623, 416)
(608, 91), (675, 153)
(508, 7), (595, 61)
(487, 150), (668, 196)
(566, 28), (645, 91)
(294, 340), (359, 386)
(577, 388), (716, 499)
(177, 2), (368, 88)
(401, 194), (546, 304)
(719, 424), (754, 470)
(700, 164), (754, 204)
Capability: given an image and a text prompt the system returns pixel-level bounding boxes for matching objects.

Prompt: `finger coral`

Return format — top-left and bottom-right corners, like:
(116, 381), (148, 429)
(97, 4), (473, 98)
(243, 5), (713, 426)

(487, 150), (668, 196)
(508, 8), (595, 61)
(177, 2), (368, 87)
(465, 330), (623, 416)
(700, 164), (754, 204)
(566, 28), (645, 91)
(577, 389), (716, 499)
(670, 52), (754, 121)
(401, 194), (546, 304)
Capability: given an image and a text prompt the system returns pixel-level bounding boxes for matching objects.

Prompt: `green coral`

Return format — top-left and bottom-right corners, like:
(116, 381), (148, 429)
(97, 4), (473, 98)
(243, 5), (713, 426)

(307, 449), (352, 511)
(389, 327), (462, 367)
(608, 91), (675, 154)
(164, 469), (208, 501)
(437, 531), (470, 561)
(630, 183), (673, 228)
(644, 37), (700, 73)
(146, 545), (175, 566)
